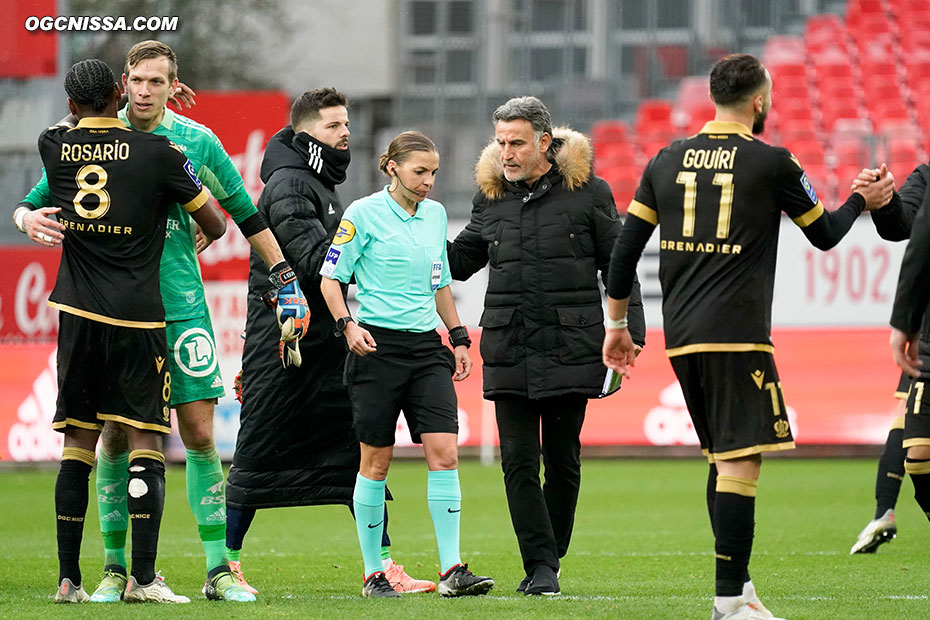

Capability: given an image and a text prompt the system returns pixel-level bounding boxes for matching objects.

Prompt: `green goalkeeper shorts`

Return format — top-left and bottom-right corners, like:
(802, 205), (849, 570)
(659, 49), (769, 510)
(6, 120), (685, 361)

(166, 312), (225, 407)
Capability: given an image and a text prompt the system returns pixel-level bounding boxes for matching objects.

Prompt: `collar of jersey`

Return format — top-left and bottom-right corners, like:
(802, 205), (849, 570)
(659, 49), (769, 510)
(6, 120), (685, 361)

(76, 117), (129, 129)
(699, 120), (752, 136)
(382, 187), (423, 221)
(117, 106), (175, 131)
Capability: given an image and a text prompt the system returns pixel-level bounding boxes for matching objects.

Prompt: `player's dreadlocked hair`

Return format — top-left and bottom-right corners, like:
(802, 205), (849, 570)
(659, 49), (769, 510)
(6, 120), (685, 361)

(64, 59), (116, 113)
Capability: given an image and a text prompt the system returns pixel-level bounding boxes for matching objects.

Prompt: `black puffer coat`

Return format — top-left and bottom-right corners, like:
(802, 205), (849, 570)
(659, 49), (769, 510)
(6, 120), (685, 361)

(448, 127), (646, 400)
(227, 127), (357, 509)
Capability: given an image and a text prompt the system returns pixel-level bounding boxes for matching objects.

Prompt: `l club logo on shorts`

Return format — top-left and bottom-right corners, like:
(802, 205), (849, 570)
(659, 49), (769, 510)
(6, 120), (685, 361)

(174, 327), (218, 377)
(332, 219), (356, 245)
(321, 247), (341, 278)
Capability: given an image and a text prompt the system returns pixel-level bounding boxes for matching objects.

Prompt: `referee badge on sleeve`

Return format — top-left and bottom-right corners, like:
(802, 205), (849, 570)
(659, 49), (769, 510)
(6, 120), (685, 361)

(321, 247), (341, 278)
(431, 260), (442, 291)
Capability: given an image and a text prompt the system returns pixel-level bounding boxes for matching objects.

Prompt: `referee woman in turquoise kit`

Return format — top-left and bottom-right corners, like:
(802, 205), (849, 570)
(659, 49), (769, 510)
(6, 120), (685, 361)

(320, 131), (494, 599)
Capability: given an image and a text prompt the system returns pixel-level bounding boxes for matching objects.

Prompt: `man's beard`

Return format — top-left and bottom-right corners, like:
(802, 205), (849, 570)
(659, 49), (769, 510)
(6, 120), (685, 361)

(752, 109), (768, 135)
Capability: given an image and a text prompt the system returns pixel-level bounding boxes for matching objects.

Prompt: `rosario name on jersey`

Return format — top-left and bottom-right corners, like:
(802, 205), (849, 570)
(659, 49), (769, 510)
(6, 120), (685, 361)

(39, 118), (208, 327)
(628, 121), (825, 354)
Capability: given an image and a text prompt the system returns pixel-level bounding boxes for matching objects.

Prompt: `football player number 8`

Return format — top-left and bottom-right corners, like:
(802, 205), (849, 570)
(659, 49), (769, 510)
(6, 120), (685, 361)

(675, 171), (734, 239)
(74, 164), (111, 219)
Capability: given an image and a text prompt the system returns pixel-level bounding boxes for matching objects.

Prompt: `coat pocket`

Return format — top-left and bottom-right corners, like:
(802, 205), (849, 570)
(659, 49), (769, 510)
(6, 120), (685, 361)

(556, 304), (604, 364)
(478, 306), (518, 365)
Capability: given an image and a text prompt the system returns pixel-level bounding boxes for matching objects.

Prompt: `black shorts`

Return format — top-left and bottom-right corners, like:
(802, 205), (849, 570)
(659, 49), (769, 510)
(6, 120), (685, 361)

(669, 351), (795, 462)
(895, 371), (912, 400)
(53, 312), (171, 434)
(344, 324), (458, 447)
(903, 378), (930, 448)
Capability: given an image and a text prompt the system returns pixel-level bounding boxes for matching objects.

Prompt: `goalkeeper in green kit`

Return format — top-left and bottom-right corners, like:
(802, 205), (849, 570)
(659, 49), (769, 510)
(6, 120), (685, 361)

(15, 41), (307, 603)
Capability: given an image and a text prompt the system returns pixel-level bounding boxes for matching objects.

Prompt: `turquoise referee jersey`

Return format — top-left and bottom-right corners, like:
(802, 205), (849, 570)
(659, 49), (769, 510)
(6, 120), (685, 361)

(321, 188), (452, 332)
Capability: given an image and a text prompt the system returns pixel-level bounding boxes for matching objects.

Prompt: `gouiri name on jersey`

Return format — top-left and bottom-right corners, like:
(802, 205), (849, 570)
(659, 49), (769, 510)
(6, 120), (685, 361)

(60, 141), (130, 163)
(681, 146), (737, 170)
(61, 218), (133, 236)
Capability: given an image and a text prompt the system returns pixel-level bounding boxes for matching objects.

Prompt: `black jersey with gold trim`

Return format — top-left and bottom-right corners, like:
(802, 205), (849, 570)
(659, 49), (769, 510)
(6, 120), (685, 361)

(39, 117), (208, 327)
(629, 121), (826, 354)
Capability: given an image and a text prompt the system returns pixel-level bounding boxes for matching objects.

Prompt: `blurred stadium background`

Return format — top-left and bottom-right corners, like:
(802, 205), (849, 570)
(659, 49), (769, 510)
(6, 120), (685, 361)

(1, 0), (926, 463)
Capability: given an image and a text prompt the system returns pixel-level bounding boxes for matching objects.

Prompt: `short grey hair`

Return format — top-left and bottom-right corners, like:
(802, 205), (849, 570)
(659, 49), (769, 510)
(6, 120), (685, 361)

(493, 96), (552, 143)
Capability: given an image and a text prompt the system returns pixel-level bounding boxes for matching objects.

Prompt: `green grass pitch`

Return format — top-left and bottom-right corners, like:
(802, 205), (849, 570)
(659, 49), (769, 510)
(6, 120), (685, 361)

(2, 458), (929, 619)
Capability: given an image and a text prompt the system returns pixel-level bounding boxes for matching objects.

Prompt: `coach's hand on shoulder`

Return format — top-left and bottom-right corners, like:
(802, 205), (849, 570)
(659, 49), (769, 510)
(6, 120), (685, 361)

(345, 322), (377, 357)
(853, 163), (895, 211)
(21, 207), (65, 246)
(169, 82), (196, 109)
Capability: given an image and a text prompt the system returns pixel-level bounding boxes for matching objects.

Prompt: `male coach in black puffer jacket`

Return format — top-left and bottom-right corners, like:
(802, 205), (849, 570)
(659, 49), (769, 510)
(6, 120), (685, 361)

(448, 96), (646, 596)
(228, 89), (355, 513)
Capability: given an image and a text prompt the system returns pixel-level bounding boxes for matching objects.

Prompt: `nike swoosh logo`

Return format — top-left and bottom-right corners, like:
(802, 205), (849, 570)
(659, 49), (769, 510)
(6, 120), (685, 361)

(447, 508), (461, 513)
(367, 520), (384, 529)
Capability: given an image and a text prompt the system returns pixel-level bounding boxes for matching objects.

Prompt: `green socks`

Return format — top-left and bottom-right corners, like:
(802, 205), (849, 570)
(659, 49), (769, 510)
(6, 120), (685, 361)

(353, 473), (387, 578)
(96, 450), (129, 570)
(186, 448), (227, 572)
(427, 469), (462, 574)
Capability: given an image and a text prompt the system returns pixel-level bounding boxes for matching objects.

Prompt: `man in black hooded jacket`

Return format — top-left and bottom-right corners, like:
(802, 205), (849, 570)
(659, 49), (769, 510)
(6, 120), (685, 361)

(224, 88), (433, 595)
(448, 96), (646, 596)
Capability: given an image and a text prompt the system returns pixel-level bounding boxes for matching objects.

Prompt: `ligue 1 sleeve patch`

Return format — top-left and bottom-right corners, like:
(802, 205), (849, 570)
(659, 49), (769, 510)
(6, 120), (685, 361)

(332, 219), (356, 245)
(184, 159), (202, 189)
(799, 172), (818, 204)
(320, 246), (341, 278)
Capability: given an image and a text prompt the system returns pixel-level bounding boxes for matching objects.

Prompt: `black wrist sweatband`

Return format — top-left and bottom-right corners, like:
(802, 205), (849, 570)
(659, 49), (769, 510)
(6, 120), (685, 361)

(449, 326), (471, 349)
(238, 212), (269, 238)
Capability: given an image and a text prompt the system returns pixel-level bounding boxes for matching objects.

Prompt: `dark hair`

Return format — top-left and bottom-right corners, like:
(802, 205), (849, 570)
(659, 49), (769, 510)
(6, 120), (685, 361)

(64, 59), (116, 112)
(492, 96), (553, 140)
(709, 54), (768, 107)
(378, 131), (437, 174)
(125, 40), (177, 81)
(290, 88), (349, 128)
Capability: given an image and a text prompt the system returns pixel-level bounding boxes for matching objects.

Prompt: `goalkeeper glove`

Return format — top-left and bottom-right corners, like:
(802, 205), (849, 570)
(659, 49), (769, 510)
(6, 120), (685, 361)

(279, 339), (302, 369)
(264, 261), (309, 368)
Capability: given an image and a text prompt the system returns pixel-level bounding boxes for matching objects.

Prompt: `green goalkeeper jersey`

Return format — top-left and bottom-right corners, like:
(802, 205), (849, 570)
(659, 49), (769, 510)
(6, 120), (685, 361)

(21, 107), (258, 321)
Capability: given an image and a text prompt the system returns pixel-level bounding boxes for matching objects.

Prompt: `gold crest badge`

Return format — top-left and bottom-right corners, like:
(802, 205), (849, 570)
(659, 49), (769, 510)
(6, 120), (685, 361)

(774, 419), (790, 439)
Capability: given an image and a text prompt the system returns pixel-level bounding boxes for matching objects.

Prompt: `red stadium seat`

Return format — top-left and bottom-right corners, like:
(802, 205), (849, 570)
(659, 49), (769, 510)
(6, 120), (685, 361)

(635, 99), (674, 135)
(594, 142), (638, 170)
(831, 136), (873, 168)
(599, 166), (642, 214)
(784, 138), (826, 166)
(591, 120), (629, 146)
(779, 117), (819, 143)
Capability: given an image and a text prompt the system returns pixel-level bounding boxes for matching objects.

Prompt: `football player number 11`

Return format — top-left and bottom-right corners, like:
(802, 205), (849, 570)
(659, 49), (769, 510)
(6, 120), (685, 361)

(675, 171), (734, 239)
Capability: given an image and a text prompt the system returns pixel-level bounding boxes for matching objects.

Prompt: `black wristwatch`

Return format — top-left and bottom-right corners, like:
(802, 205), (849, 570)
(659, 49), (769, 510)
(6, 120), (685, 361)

(335, 316), (355, 333)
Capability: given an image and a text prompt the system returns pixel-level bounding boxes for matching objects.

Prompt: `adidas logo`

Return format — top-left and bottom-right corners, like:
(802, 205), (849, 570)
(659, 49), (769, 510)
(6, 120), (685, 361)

(100, 509), (123, 522)
(307, 142), (323, 174)
(206, 508), (226, 523)
(327, 203), (335, 215)
(210, 375), (223, 388)
(207, 481), (224, 494)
